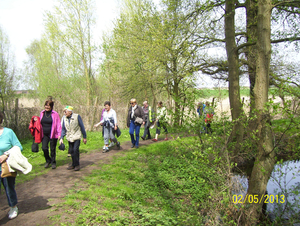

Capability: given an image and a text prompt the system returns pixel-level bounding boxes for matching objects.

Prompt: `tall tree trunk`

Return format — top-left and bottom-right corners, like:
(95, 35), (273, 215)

(246, 0), (258, 121)
(225, 0), (246, 158)
(245, 0), (276, 224)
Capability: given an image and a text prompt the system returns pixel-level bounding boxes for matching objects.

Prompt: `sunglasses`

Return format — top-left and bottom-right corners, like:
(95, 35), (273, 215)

(130, 102), (135, 105)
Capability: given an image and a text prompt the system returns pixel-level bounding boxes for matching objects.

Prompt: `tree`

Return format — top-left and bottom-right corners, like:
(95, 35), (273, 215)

(26, 0), (101, 106)
(102, 0), (220, 126)
(0, 26), (18, 113)
(244, 0), (275, 224)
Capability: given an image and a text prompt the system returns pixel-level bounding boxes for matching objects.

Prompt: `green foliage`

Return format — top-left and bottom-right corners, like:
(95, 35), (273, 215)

(0, 26), (18, 112)
(25, 0), (104, 106)
(49, 136), (230, 225)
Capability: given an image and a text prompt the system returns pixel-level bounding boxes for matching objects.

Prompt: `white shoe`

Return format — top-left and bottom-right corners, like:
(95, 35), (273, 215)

(102, 145), (106, 150)
(8, 206), (18, 220)
(108, 142), (115, 148)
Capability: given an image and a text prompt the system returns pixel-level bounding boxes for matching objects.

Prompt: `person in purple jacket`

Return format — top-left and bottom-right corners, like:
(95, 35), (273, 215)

(39, 100), (61, 169)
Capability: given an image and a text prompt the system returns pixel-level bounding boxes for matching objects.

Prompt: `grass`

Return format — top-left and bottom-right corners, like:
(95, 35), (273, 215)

(15, 118), (300, 225)
(48, 136), (226, 226)
(196, 87), (251, 99)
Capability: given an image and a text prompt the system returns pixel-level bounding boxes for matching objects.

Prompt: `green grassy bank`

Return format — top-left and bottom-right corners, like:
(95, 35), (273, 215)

(49, 136), (227, 226)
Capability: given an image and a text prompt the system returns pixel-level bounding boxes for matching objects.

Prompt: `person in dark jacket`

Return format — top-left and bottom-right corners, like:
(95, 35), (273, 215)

(127, 99), (145, 148)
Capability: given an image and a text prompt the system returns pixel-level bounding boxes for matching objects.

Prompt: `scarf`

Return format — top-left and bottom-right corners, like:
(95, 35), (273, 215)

(131, 105), (137, 119)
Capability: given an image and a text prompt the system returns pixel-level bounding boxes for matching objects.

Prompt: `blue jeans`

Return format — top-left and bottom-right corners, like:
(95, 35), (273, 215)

(129, 121), (141, 147)
(0, 174), (18, 207)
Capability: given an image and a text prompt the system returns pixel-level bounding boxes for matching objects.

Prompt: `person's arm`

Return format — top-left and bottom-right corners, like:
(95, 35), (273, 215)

(95, 114), (104, 127)
(78, 115), (87, 144)
(60, 120), (66, 140)
(111, 110), (117, 130)
(55, 113), (62, 138)
(140, 106), (145, 125)
(78, 115), (87, 139)
(9, 129), (23, 151)
(100, 109), (105, 121)
(113, 110), (117, 126)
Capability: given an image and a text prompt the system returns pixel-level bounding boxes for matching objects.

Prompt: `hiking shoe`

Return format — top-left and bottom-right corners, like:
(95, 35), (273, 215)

(74, 166), (80, 171)
(52, 163), (56, 169)
(152, 139), (158, 142)
(116, 142), (120, 148)
(102, 147), (109, 153)
(108, 142), (115, 148)
(141, 136), (145, 140)
(102, 145), (106, 150)
(164, 138), (168, 141)
(8, 206), (18, 220)
(44, 162), (51, 168)
(67, 165), (75, 170)
(131, 144), (135, 148)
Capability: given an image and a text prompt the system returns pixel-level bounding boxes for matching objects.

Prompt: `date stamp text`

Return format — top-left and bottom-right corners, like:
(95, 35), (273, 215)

(232, 194), (285, 204)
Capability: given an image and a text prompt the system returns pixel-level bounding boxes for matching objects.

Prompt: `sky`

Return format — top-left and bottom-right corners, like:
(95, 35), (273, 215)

(0, 0), (237, 89)
(0, 0), (119, 68)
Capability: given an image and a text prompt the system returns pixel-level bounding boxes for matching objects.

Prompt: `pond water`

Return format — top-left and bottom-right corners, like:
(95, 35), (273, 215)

(233, 160), (300, 223)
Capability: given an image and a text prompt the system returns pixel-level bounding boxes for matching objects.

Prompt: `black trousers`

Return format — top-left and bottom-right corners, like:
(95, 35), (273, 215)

(142, 118), (151, 139)
(156, 120), (168, 135)
(69, 140), (81, 167)
(42, 135), (58, 164)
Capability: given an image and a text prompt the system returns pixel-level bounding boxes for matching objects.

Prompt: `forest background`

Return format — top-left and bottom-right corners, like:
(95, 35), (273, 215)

(1, 0), (300, 225)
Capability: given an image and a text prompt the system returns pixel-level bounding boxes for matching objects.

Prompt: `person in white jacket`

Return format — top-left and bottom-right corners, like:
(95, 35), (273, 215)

(94, 101), (120, 153)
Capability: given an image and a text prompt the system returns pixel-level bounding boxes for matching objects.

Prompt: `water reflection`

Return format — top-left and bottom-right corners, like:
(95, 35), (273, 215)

(232, 160), (300, 222)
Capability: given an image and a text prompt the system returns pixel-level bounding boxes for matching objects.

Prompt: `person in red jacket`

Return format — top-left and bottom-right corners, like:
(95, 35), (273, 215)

(29, 116), (42, 143)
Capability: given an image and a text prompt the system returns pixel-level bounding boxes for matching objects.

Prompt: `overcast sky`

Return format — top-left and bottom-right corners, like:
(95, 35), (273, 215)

(0, 0), (119, 67)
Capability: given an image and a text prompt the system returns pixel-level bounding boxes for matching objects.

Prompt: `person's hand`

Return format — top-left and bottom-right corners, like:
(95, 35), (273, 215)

(59, 139), (64, 145)
(143, 121), (145, 125)
(83, 138), (87, 144)
(114, 126), (117, 130)
(0, 155), (8, 164)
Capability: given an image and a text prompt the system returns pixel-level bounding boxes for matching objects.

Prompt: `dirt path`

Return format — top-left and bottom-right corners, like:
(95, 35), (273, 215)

(0, 138), (159, 226)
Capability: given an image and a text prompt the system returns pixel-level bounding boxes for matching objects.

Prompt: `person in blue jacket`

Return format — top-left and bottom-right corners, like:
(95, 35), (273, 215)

(0, 111), (22, 220)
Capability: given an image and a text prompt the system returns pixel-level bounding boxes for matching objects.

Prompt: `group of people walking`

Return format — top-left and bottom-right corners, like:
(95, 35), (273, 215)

(29, 99), (169, 174)
(94, 99), (168, 151)
(0, 98), (212, 221)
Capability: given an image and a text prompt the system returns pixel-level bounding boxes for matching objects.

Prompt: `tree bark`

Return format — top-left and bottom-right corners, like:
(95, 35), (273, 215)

(244, 0), (276, 224)
(225, 0), (246, 158)
(246, 0), (258, 120)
